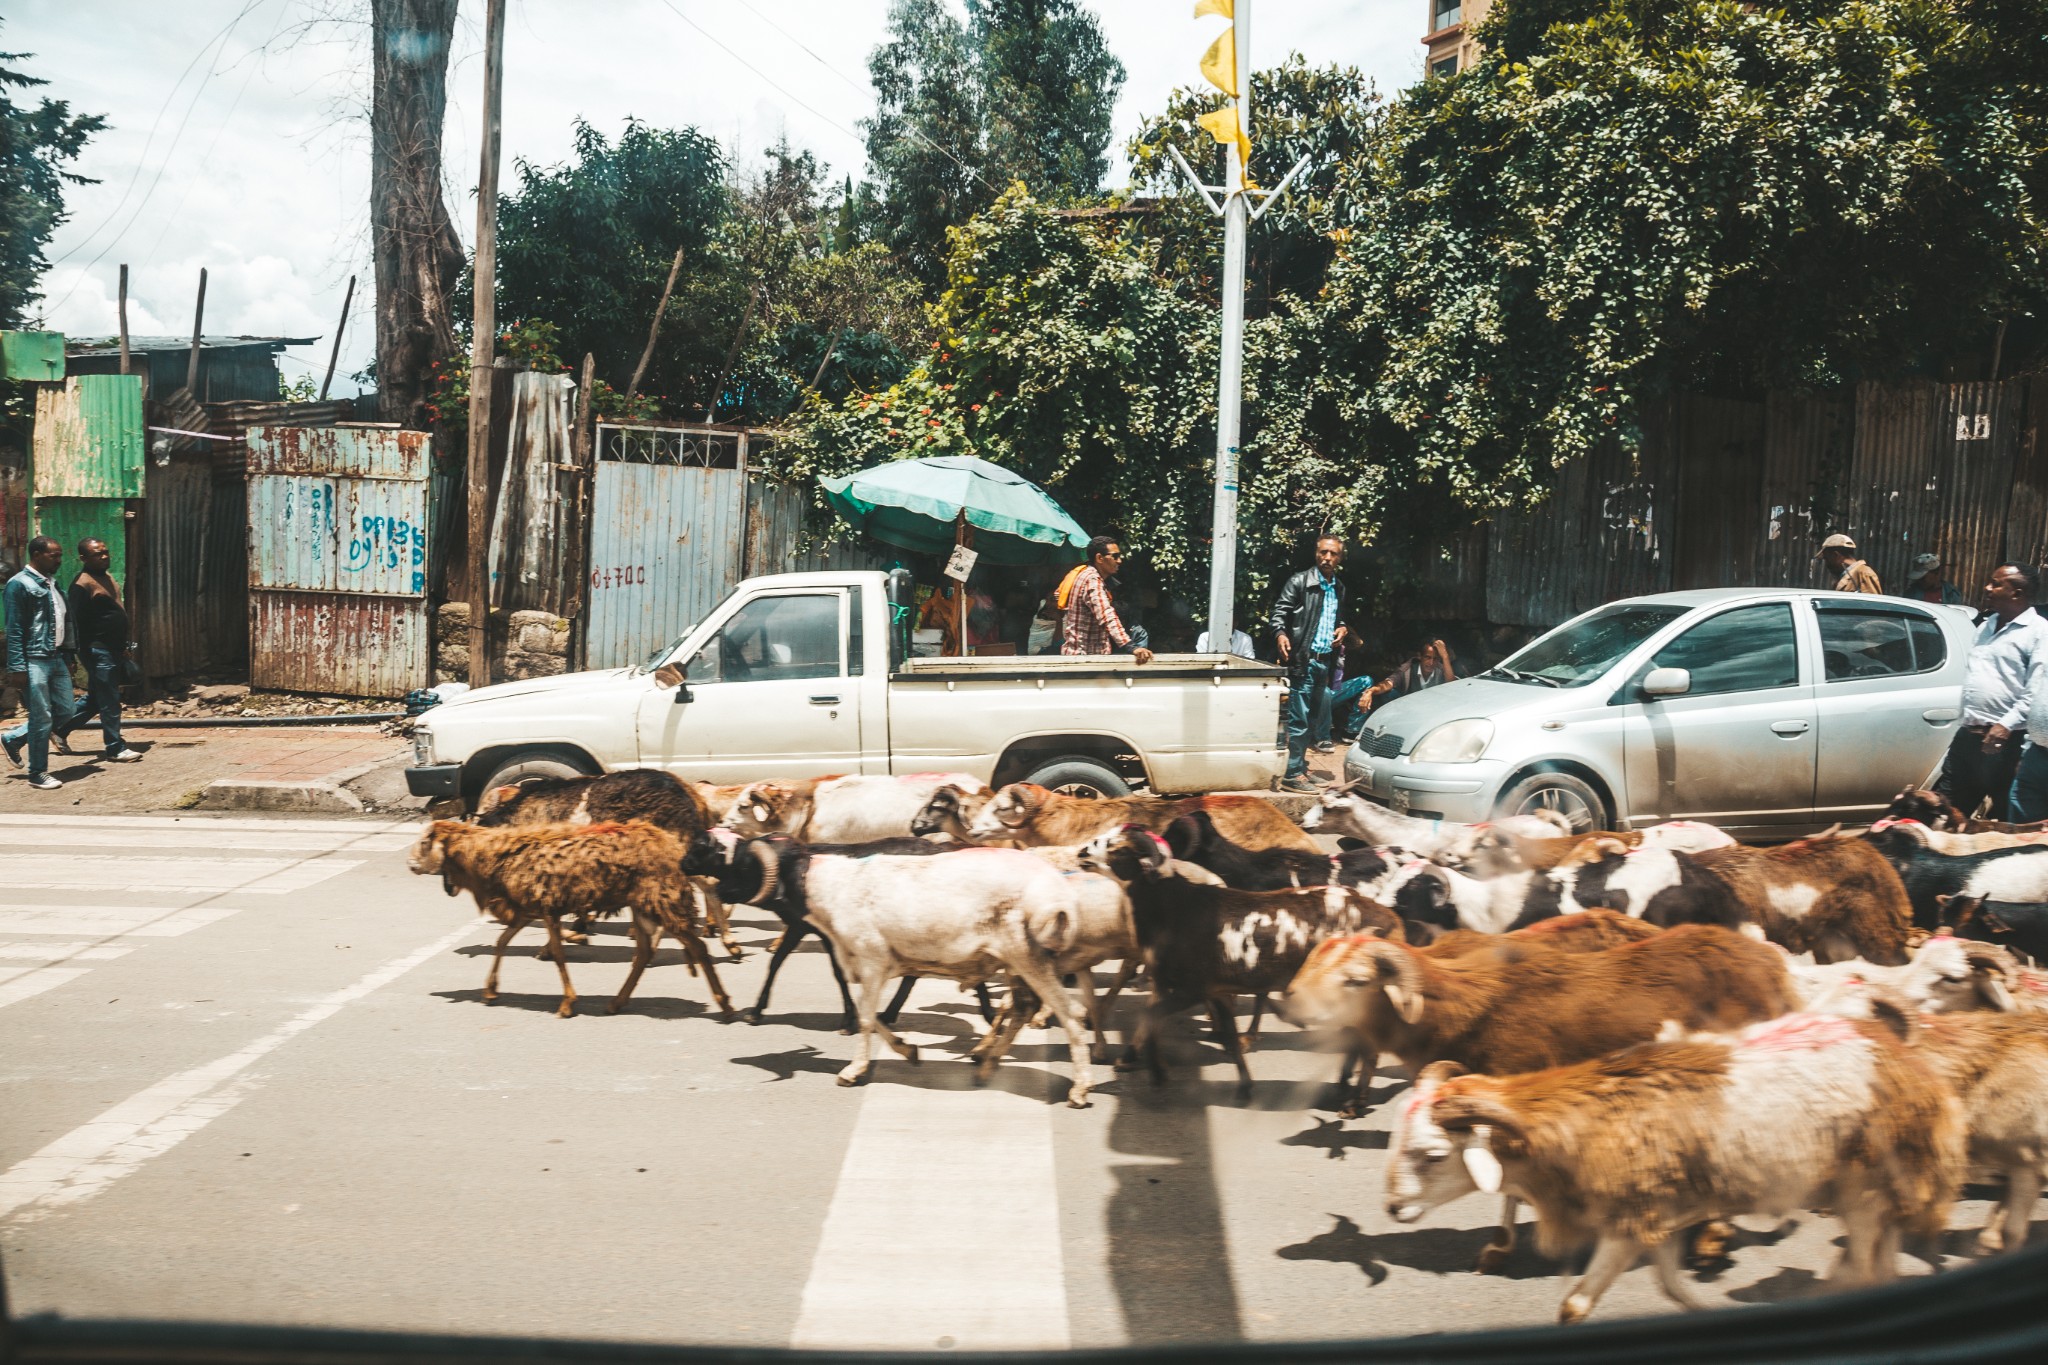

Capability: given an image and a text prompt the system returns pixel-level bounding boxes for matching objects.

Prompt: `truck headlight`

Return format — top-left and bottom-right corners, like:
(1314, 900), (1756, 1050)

(1410, 718), (1492, 764)
(413, 729), (435, 765)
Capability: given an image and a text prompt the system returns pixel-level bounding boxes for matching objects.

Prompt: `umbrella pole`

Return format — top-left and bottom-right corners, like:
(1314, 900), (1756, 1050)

(955, 511), (968, 657)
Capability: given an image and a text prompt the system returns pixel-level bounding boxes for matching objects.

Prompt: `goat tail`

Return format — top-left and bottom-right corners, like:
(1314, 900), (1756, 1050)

(1030, 905), (1078, 958)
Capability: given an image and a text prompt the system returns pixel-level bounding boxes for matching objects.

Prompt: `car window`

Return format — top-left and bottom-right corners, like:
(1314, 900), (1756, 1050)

(1494, 603), (1687, 686)
(1650, 602), (1798, 696)
(685, 593), (843, 683)
(1817, 606), (1943, 681)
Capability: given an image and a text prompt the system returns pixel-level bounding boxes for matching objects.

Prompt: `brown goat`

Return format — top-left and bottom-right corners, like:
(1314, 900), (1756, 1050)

(1687, 833), (1912, 963)
(1908, 1011), (2048, 1255)
(409, 819), (733, 1020)
(475, 767), (738, 957)
(1418, 908), (1663, 962)
(972, 783), (1319, 852)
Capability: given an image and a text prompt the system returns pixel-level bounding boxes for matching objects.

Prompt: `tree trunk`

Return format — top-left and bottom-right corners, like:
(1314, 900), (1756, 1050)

(371, 0), (463, 429)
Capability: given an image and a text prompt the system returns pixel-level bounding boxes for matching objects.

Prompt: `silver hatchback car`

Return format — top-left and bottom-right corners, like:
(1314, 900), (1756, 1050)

(1343, 588), (1978, 839)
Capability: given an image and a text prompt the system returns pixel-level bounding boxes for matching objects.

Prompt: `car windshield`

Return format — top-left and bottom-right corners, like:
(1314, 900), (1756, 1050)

(1490, 602), (1688, 686)
(635, 627), (695, 673)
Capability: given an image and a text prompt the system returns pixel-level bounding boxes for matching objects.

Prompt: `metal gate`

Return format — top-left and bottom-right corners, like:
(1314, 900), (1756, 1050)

(246, 426), (430, 696)
(585, 424), (751, 669)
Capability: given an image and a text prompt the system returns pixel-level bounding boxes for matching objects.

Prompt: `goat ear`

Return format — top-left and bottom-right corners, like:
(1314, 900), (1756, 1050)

(1864, 992), (1919, 1044)
(1462, 1136), (1505, 1194)
(1434, 1095), (1524, 1149)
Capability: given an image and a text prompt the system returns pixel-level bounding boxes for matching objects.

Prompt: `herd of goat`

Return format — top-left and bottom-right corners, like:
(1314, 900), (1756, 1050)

(405, 768), (2048, 1324)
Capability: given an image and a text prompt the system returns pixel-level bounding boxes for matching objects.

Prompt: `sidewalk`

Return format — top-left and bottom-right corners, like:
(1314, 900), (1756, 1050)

(0, 725), (412, 815)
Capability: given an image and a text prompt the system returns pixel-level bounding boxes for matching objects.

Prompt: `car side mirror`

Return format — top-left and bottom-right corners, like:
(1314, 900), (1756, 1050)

(1641, 666), (1691, 698)
(672, 683), (693, 705)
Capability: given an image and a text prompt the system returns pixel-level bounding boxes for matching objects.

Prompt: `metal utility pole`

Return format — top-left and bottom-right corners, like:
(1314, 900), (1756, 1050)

(1172, 0), (1307, 652)
(465, 0), (506, 689)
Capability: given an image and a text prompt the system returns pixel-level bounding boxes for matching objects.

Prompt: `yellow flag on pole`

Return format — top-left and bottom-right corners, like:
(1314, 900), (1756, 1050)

(1196, 104), (1251, 167)
(1199, 27), (1236, 96)
(1193, 0), (1233, 20)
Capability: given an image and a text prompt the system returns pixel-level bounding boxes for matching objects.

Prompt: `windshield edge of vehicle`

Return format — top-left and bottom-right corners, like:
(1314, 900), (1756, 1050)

(634, 618), (705, 674)
(1490, 603), (1690, 687)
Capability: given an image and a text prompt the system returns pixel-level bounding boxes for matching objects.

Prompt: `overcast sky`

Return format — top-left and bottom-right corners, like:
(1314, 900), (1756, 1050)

(18, 1), (1423, 394)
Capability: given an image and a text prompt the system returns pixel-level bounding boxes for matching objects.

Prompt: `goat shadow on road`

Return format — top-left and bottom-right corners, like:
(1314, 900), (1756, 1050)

(431, 988), (730, 1022)
(1277, 1213), (1560, 1284)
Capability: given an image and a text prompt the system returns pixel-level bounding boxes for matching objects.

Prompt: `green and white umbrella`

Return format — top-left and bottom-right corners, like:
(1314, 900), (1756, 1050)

(820, 455), (1088, 567)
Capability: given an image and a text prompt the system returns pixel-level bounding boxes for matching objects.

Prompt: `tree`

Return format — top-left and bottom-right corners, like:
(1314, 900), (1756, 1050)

(370, 0), (463, 429)
(0, 32), (104, 329)
(861, 0), (1123, 289)
(1282, 0), (2048, 534)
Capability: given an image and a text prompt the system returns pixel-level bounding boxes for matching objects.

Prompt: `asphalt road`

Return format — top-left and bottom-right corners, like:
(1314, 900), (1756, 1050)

(0, 812), (2020, 1351)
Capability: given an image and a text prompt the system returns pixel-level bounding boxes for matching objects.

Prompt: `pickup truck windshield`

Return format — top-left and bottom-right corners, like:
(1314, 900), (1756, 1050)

(1490, 603), (1687, 686)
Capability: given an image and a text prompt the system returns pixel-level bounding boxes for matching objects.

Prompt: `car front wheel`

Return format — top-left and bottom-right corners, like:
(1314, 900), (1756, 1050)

(1494, 769), (1609, 834)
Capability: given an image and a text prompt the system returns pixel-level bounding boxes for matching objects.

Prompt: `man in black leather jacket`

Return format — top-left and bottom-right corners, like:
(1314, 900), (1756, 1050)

(1267, 535), (1347, 792)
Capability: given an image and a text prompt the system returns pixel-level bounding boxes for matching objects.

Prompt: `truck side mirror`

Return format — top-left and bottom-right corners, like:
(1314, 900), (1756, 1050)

(1641, 666), (1691, 698)
(673, 683), (693, 705)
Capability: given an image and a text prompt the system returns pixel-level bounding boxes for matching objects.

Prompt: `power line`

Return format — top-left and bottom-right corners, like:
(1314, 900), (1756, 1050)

(661, 0), (995, 193)
(729, 0), (868, 98)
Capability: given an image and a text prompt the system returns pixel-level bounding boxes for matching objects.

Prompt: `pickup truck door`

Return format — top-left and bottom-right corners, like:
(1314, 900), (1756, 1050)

(1807, 599), (1962, 824)
(1620, 600), (1817, 830)
(636, 588), (863, 784)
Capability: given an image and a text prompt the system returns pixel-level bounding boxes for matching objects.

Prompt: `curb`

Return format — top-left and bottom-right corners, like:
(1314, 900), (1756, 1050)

(192, 756), (394, 815)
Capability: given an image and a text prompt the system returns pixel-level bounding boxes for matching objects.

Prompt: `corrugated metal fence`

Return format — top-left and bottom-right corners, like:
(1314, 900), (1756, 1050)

(246, 426), (430, 696)
(1436, 375), (2047, 628)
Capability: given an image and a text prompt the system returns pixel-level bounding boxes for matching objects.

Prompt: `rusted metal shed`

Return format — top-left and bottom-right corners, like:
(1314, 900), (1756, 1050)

(33, 376), (144, 498)
(246, 426), (431, 696)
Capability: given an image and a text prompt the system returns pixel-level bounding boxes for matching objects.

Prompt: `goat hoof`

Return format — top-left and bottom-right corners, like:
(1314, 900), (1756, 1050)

(1559, 1296), (1592, 1326)
(903, 1044), (922, 1066)
(1067, 1093), (1091, 1109)
(555, 1005), (575, 1019)
(606, 1002), (624, 1015)
(739, 1008), (763, 1025)
(1976, 1227), (2006, 1255)
(1475, 1244), (1510, 1274)
(835, 1070), (865, 1088)
(562, 929), (589, 945)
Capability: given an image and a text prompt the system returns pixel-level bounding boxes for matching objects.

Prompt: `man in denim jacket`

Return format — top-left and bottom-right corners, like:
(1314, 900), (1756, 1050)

(4, 536), (82, 789)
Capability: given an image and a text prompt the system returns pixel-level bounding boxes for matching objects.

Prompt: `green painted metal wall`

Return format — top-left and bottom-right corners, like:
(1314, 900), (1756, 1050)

(31, 498), (127, 591)
(1, 331), (65, 382)
(32, 375), (145, 498)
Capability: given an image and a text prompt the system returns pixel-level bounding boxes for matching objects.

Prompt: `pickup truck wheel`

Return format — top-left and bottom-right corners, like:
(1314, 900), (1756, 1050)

(1022, 758), (1129, 800)
(1494, 770), (1607, 834)
(477, 752), (598, 805)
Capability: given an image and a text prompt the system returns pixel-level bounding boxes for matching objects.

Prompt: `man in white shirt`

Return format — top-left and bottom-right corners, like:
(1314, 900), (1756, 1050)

(1939, 562), (2044, 821)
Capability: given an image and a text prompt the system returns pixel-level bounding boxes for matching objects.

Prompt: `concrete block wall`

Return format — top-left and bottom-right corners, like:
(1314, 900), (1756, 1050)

(433, 602), (573, 685)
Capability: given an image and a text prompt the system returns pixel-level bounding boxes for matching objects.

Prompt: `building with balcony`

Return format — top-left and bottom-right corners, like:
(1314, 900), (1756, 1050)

(1424, 0), (1492, 77)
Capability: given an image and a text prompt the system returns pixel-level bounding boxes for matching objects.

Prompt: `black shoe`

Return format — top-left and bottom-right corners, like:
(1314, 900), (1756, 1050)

(2, 733), (21, 769)
(50, 731), (74, 757)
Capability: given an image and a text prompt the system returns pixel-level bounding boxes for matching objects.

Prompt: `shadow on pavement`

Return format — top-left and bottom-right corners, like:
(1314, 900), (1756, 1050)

(1277, 1213), (1556, 1282)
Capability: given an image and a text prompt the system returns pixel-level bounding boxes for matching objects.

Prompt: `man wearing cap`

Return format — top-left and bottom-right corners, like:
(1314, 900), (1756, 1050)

(1819, 534), (1883, 594)
(1939, 562), (2045, 821)
(1905, 553), (1962, 606)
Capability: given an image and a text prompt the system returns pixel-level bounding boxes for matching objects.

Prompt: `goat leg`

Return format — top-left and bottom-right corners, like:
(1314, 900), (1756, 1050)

(675, 929), (735, 1018)
(876, 975), (919, 1025)
(1206, 996), (1254, 1096)
(607, 914), (658, 1015)
(1987, 1166), (2042, 1255)
(1649, 1237), (1705, 1312)
(541, 913), (578, 1018)
(693, 878), (741, 959)
(840, 972), (919, 1087)
(1559, 1234), (1641, 1324)
(1013, 957), (1094, 1107)
(1338, 1047), (1377, 1120)
(1241, 993), (1265, 1052)
(743, 918), (809, 1024)
(974, 981), (997, 1025)
(1476, 1196), (1520, 1273)
(482, 910), (532, 1001)
(973, 991), (1034, 1083)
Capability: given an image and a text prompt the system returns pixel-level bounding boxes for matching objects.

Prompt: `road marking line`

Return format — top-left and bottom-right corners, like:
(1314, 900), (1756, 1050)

(0, 828), (416, 853)
(0, 814), (419, 835)
(0, 856), (358, 895)
(0, 919), (479, 1224)
(0, 942), (131, 962)
(0, 968), (89, 1011)
(790, 1076), (1069, 1351)
(0, 907), (240, 937)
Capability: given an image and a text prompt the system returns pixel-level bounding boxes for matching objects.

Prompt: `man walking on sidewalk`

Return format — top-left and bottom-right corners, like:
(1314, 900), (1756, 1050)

(1270, 534), (1347, 794)
(55, 538), (142, 765)
(1938, 562), (2044, 821)
(3, 536), (81, 789)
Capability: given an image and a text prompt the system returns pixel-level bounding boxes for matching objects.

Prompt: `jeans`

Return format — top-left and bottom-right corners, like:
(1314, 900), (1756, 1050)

(1936, 725), (2024, 823)
(1284, 658), (1332, 777)
(1330, 675), (1374, 741)
(57, 645), (124, 753)
(4, 655), (79, 777)
(2010, 743), (2048, 824)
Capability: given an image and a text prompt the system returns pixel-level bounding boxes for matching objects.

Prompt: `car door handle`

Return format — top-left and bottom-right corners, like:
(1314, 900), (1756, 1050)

(1770, 720), (1811, 735)
(1923, 708), (1960, 723)
(809, 694), (841, 706)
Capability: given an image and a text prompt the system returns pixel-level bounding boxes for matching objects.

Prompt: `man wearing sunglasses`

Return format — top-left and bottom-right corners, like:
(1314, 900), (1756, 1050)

(1060, 536), (1153, 664)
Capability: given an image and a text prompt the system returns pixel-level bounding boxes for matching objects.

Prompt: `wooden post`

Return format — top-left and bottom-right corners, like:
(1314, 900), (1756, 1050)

(319, 275), (357, 401)
(185, 267), (207, 395)
(466, 0), (507, 689)
(625, 247), (684, 402)
(117, 264), (131, 377)
(809, 324), (845, 392)
(954, 510), (968, 656)
(569, 350), (596, 668)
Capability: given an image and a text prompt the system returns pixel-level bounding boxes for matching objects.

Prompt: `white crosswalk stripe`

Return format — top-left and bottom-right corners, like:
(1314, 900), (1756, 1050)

(0, 815), (413, 1011)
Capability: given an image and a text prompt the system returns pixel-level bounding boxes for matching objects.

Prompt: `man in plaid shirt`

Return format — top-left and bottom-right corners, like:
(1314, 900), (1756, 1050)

(1062, 536), (1154, 663)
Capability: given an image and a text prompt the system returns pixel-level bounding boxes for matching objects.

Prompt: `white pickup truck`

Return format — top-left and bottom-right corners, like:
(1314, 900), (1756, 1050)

(405, 569), (1286, 806)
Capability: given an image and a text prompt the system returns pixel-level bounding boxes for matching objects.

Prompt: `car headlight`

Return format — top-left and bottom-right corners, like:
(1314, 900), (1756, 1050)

(413, 728), (435, 765)
(1410, 718), (1493, 764)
